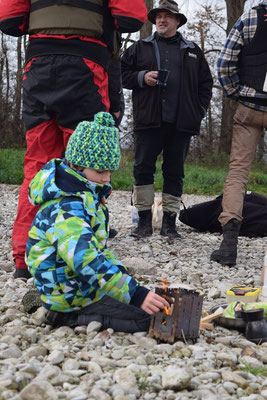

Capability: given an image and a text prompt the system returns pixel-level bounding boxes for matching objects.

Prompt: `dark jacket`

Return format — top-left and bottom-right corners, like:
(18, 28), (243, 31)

(121, 32), (213, 135)
(0, 0), (147, 69)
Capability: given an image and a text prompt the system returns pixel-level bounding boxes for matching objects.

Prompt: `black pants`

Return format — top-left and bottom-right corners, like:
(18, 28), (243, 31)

(23, 54), (108, 131)
(46, 296), (151, 333)
(134, 123), (191, 197)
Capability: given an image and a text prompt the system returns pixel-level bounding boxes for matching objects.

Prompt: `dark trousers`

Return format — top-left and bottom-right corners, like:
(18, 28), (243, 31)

(46, 296), (151, 333)
(134, 123), (191, 197)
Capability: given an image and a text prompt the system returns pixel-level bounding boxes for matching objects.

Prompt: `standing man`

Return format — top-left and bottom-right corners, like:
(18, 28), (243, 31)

(121, 0), (213, 239)
(211, 1), (267, 266)
(0, 0), (147, 279)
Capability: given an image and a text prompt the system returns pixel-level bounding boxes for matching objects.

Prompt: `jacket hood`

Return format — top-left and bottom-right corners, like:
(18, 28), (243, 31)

(28, 159), (111, 206)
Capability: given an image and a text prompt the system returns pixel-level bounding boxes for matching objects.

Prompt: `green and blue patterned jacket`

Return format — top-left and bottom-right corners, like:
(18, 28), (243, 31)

(25, 159), (146, 312)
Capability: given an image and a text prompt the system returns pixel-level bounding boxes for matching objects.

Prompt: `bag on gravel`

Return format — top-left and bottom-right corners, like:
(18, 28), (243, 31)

(179, 191), (267, 237)
(152, 199), (163, 229)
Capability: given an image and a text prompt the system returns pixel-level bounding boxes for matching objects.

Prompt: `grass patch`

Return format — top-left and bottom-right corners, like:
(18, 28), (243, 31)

(0, 148), (267, 196)
(240, 363), (267, 377)
(0, 148), (25, 184)
(136, 373), (149, 391)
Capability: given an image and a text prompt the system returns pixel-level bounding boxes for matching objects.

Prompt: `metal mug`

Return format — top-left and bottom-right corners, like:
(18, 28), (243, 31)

(157, 69), (170, 86)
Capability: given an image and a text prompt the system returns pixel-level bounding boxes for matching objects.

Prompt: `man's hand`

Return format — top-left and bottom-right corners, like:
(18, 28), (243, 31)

(141, 291), (170, 314)
(144, 71), (158, 86)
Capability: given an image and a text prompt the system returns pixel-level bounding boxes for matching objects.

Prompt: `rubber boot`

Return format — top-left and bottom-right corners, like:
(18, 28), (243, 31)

(160, 212), (181, 238)
(131, 210), (153, 238)
(210, 219), (241, 266)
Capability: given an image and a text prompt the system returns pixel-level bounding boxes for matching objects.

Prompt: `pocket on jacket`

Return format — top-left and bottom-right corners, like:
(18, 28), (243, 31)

(188, 97), (203, 128)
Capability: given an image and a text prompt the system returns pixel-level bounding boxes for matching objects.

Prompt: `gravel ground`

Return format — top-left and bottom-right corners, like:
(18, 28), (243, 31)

(0, 184), (266, 400)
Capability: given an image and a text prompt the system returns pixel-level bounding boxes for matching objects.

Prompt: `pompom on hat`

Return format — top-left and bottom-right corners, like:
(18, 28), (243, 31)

(65, 112), (121, 171)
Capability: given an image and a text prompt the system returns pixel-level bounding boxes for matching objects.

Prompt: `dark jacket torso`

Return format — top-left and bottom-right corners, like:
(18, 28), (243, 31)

(121, 32), (213, 135)
(157, 34), (182, 123)
(239, 4), (267, 95)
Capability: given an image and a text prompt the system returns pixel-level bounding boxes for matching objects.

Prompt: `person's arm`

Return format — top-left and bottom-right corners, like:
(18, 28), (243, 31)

(140, 291), (170, 315)
(55, 207), (145, 305)
(109, 0), (147, 33)
(217, 10), (252, 99)
(121, 43), (152, 90)
(103, 247), (168, 313)
(197, 49), (213, 115)
(0, 0), (30, 36)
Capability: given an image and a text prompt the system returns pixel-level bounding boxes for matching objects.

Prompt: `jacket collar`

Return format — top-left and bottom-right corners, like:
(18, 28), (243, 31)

(142, 31), (195, 49)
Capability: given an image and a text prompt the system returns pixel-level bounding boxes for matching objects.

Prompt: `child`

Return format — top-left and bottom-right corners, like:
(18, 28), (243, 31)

(25, 112), (168, 332)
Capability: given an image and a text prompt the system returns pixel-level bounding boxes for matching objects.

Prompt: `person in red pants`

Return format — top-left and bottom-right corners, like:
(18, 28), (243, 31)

(0, 0), (147, 279)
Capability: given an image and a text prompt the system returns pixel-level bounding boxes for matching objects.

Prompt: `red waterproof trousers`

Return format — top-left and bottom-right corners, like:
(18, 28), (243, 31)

(13, 54), (109, 270)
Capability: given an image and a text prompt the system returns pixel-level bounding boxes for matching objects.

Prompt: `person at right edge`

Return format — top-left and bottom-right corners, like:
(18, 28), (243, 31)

(121, 0), (213, 239)
(210, 1), (267, 267)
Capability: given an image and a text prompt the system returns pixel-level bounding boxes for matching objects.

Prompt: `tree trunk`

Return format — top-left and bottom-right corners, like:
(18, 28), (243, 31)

(4, 45), (9, 105)
(0, 34), (4, 108)
(15, 37), (23, 122)
(140, 0), (153, 39)
(219, 98), (238, 153)
(256, 131), (265, 162)
(219, 0), (247, 154)
(225, 0), (247, 35)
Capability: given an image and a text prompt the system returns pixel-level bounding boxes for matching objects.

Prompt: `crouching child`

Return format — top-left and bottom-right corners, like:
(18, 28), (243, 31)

(25, 112), (169, 332)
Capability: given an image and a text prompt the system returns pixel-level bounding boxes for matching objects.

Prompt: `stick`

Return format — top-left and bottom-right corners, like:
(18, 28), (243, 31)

(199, 322), (214, 330)
(200, 310), (224, 323)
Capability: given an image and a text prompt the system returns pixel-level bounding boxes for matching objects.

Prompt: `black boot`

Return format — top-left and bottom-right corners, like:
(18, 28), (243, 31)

(160, 212), (181, 239)
(210, 219), (241, 266)
(14, 268), (32, 280)
(131, 210), (153, 238)
(109, 228), (118, 239)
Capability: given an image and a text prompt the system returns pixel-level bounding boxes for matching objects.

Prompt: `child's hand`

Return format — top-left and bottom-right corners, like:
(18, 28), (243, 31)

(140, 291), (170, 315)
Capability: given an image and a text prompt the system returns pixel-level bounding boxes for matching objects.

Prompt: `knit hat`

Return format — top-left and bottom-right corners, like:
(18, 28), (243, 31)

(65, 112), (121, 171)
(148, 0), (187, 27)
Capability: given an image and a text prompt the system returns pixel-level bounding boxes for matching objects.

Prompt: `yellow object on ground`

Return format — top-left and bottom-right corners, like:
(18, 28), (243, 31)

(226, 286), (261, 303)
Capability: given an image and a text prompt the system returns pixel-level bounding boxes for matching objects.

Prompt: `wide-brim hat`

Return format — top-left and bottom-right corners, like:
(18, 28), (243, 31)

(148, 0), (187, 27)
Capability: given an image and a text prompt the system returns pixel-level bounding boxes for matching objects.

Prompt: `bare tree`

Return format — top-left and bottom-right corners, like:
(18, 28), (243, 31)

(0, 33), (11, 147)
(140, 0), (153, 39)
(15, 38), (23, 122)
(186, 3), (225, 158)
(0, 35), (26, 148)
(0, 34), (5, 112)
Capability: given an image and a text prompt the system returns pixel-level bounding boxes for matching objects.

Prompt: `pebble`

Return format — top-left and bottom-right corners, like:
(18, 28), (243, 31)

(0, 186), (266, 399)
